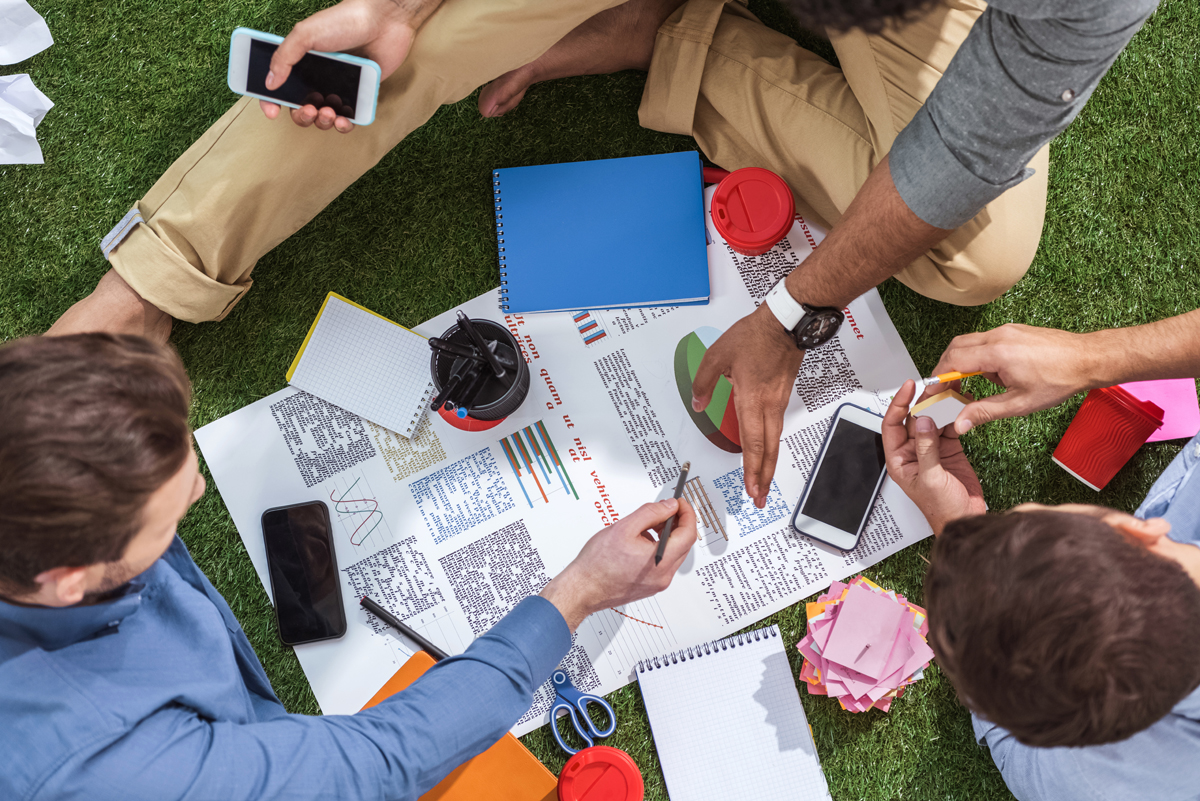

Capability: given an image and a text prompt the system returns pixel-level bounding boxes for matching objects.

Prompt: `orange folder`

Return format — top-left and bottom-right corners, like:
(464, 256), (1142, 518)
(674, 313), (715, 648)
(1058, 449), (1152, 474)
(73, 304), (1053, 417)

(361, 652), (558, 801)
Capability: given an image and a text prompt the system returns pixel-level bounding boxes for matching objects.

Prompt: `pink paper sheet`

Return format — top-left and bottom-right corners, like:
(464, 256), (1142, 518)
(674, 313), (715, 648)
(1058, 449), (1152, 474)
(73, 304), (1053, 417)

(822, 583), (908, 680)
(1121, 379), (1200, 442)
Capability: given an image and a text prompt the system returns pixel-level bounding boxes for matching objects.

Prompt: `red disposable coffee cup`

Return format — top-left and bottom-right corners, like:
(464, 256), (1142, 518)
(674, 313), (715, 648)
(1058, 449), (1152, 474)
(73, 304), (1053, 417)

(557, 746), (644, 801)
(709, 167), (795, 256)
(1052, 385), (1164, 491)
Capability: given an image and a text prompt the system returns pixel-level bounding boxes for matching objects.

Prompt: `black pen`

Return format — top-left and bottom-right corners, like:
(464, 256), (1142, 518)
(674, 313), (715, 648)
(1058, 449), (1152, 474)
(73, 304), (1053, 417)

(655, 461), (691, 566)
(360, 596), (449, 661)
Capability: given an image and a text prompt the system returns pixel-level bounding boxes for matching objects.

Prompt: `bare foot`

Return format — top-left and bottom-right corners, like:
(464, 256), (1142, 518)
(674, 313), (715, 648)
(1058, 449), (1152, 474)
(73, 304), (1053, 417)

(47, 269), (173, 344)
(478, 0), (686, 118)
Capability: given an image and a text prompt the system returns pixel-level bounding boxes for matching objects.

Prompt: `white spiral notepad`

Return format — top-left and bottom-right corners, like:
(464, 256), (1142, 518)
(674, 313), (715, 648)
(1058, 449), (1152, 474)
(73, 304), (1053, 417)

(636, 626), (832, 801)
(287, 293), (434, 438)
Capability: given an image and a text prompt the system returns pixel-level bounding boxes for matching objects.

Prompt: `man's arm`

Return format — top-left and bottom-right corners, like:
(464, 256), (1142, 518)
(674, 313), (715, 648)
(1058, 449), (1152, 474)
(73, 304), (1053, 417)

(693, 0), (1160, 507)
(692, 155), (948, 507)
(35, 501), (696, 801)
(930, 309), (1200, 434)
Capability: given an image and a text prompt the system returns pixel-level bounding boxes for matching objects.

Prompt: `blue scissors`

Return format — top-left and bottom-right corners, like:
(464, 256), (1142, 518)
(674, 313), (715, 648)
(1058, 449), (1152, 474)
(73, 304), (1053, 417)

(549, 669), (616, 755)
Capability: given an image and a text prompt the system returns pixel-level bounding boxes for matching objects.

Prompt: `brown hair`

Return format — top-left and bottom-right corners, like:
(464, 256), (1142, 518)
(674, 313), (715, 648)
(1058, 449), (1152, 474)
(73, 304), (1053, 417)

(926, 510), (1200, 747)
(0, 334), (192, 595)
(782, 0), (936, 32)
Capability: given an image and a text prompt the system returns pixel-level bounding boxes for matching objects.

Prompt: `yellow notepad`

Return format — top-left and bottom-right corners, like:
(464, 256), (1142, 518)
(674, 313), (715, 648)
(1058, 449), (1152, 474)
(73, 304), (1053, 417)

(287, 293), (434, 438)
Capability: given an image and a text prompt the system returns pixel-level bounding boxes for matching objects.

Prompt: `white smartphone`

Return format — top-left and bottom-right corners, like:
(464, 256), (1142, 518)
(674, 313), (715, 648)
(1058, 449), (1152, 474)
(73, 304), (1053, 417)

(227, 27), (381, 126)
(791, 403), (888, 551)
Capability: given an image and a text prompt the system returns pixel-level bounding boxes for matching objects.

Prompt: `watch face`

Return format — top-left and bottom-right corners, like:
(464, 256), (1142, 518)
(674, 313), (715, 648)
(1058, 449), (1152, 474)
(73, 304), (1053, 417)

(794, 309), (844, 349)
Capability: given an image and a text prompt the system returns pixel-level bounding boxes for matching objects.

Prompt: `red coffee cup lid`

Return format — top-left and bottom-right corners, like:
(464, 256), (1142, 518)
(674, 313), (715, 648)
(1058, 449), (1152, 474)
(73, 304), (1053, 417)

(557, 746), (644, 801)
(1098, 385), (1164, 427)
(710, 168), (794, 254)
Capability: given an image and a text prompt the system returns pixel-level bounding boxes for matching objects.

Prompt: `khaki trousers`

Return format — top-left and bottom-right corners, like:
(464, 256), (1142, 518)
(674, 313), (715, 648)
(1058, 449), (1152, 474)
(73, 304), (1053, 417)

(110, 0), (629, 323)
(640, 0), (1049, 306)
(112, 0), (1047, 322)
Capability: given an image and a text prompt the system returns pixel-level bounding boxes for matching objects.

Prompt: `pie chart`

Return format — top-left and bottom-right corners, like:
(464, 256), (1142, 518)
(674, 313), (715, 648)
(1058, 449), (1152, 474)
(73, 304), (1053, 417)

(674, 327), (741, 453)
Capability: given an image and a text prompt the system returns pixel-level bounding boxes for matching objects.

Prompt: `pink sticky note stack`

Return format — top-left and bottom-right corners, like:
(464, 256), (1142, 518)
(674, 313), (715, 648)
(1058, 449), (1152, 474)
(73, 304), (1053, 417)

(796, 575), (934, 713)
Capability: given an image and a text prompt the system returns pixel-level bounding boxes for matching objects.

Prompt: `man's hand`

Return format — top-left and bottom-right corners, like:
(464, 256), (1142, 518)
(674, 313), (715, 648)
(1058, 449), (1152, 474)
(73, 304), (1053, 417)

(929, 324), (1094, 435)
(692, 305), (804, 509)
(260, 0), (442, 132)
(883, 380), (985, 535)
(540, 499), (698, 631)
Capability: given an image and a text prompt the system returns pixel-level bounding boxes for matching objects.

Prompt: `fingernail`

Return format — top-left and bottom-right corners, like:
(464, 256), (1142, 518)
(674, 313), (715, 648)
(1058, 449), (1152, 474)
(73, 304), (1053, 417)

(691, 396), (702, 412)
(916, 416), (935, 432)
(266, 70), (275, 87)
(959, 420), (973, 434)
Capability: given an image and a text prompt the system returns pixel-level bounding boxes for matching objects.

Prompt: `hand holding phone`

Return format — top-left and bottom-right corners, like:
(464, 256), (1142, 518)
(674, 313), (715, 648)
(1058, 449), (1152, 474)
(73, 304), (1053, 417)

(237, 0), (439, 132)
(229, 27), (382, 131)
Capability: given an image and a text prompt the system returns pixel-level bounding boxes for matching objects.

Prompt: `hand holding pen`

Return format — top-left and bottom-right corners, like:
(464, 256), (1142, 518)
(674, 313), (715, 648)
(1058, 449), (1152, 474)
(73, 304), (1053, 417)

(655, 462), (691, 566)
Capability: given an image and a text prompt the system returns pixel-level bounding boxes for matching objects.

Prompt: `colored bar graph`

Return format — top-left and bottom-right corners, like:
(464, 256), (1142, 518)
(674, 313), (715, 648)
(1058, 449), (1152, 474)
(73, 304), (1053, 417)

(499, 422), (579, 507)
(572, 311), (608, 347)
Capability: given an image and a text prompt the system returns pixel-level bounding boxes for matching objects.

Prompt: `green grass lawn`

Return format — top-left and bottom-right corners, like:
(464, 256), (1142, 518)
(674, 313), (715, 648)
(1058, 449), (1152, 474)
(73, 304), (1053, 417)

(3, 1), (1198, 799)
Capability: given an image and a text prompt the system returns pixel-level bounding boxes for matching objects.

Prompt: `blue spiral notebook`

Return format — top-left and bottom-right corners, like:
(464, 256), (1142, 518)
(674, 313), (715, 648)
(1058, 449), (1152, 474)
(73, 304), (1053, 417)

(493, 151), (710, 314)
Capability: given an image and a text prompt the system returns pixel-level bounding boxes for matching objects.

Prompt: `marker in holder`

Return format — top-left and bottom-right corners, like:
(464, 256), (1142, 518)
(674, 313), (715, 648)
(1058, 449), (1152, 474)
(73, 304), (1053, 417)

(429, 314), (530, 421)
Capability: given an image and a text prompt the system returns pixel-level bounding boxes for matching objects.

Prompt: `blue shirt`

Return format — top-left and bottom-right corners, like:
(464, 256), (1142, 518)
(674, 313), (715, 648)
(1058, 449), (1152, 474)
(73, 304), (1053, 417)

(974, 432), (1200, 801)
(0, 536), (571, 801)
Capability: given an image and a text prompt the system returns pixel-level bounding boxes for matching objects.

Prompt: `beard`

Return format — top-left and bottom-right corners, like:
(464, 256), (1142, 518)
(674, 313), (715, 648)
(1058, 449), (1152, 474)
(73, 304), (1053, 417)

(80, 560), (141, 605)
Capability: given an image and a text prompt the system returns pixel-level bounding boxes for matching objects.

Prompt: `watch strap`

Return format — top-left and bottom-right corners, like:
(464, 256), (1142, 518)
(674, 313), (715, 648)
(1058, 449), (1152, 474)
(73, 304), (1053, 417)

(765, 279), (805, 331)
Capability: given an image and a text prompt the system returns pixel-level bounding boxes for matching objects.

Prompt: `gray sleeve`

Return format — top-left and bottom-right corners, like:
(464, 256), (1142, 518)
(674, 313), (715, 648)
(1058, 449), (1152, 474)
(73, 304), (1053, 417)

(889, 0), (1159, 230)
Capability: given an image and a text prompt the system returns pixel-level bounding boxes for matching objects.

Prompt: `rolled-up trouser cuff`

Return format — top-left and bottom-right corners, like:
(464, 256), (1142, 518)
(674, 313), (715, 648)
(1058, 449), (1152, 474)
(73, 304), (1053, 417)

(106, 204), (250, 323)
(639, 0), (744, 135)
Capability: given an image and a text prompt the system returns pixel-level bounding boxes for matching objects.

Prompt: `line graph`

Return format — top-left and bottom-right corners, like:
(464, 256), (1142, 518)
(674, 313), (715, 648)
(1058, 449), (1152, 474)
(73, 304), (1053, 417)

(323, 473), (391, 550)
(590, 597), (679, 677)
(609, 607), (664, 629)
(330, 477), (383, 545)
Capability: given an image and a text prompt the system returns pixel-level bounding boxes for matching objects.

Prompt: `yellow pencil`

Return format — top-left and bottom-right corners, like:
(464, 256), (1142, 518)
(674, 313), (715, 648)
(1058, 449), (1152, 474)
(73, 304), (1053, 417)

(921, 370), (983, 386)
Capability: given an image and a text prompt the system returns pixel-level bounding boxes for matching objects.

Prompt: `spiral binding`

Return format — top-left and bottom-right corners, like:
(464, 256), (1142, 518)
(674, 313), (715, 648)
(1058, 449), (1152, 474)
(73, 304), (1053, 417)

(406, 381), (435, 436)
(636, 625), (779, 673)
(494, 170), (510, 311)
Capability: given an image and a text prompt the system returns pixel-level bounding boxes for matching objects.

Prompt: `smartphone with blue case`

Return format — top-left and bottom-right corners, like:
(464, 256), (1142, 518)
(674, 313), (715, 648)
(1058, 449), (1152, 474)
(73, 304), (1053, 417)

(228, 27), (381, 125)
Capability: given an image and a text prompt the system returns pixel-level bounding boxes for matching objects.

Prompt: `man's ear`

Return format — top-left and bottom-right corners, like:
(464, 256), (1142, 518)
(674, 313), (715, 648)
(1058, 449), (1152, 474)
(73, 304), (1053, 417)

(30, 566), (91, 607)
(1107, 514), (1172, 549)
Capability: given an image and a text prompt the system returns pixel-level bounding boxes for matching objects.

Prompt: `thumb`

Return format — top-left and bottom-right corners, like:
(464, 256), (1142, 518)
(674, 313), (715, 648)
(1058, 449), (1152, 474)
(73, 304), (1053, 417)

(268, 23), (318, 89)
(914, 416), (944, 474)
(658, 497), (697, 568)
(624, 498), (680, 536)
(954, 393), (1018, 435)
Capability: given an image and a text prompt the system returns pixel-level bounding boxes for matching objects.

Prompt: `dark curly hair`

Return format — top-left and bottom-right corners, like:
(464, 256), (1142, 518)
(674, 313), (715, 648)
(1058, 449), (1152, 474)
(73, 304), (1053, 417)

(781, 0), (938, 32)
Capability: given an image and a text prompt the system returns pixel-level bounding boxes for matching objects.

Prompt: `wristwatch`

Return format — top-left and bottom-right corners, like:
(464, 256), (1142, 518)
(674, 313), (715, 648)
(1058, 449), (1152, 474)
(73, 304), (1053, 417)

(764, 278), (844, 350)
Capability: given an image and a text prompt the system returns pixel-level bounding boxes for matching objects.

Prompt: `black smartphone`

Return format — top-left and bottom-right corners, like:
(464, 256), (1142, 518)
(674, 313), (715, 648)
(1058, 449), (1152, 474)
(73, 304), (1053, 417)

(790, 403), (887, 551)
(261, 501), (347, 645)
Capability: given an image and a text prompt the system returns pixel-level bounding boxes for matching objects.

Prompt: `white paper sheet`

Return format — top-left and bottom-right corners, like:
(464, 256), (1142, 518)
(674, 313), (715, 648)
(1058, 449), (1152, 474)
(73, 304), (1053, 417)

(195, 186), (935, 736)
(0, 73), (52, 164)
(0, 0), (52, 65)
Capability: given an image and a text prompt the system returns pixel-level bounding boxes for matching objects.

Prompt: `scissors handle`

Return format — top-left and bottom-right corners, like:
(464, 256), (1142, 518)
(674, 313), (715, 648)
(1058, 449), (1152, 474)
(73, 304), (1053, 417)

(550, 700), (593, 756)
(573, 694), (617, 739)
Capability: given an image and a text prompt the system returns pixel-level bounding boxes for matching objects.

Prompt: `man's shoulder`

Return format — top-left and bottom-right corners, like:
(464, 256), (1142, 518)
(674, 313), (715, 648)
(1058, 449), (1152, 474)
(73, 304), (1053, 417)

(0, 647), (126, 799)
(983, 688), (1200, 801)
